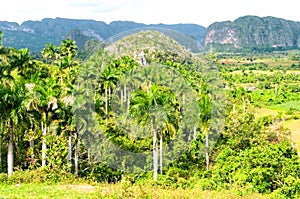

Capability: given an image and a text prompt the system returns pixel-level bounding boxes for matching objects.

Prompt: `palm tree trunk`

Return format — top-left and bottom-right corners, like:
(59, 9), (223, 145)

(0, 131), (2, 171)
(7, 118), (14, 177)
(105, 88), (108, 117)
(30, 139), (34, 165)
(42, 122), (47, 167)
(242, 96), (246, 113)
(193, 125), (197, 140)
(205, 133), (209, 170)
(127, 90), (130, 114)
(108, 86), (111, 108)
(123, 84), (126, 103)
(87, 145), (91, 165)
(0, 132), (2, 172)
(120, 89), (123, 105)
(160, 132), (163, 175)
(68, 133), (72, 172)
(153, 128), (158, 181)
(74, 130), (79, 177)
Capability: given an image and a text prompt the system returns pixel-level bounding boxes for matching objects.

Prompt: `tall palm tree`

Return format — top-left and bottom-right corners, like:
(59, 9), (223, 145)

(100, 66), (118, 118)
(25, 66), (60, 167)
(130, 84), (178, 180)
(230, 87), (251, 113)
(199, 93), (212, 170)
(41, 43), (59, 65)
(0, 45), (28, 176)
(59, 39), (78, 69)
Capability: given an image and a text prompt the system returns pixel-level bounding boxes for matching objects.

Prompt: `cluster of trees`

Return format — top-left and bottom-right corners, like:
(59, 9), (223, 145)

(0, 32), (80, 176)
(1, 30), (300, 197)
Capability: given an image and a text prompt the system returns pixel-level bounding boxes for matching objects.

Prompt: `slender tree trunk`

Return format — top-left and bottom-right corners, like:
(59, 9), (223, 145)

(160, 132), (163, 175)
(7, 119), (13, 177)
(74, 130), (79, 177)
(242, 96), (246, 113)
(68, 132), (72, 172)
(123, 84), (126, 103)
(153, 129), (158, 181)
(127, 90), (130, 114)
(120, 89), (124, 108)
(108, 86), (111, 109)
(193, 125), (197, 140)
(205, 133), (209, 170)
(105, 88), (108, 117)
(0, 132), (2, 171)
(87, 147), (91, 165)
(30, 139), (34, 165)
(42, 122), (47, 167)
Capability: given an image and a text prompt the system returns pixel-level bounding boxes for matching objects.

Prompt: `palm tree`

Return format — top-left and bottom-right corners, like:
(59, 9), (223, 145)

(25, 66), (60, 167)
(0, 45), (29, 176)
(130, 83), (178, 180)
(59, 39), (78, 69)
(100, 66), (118, 118)
(0, 76), (25, 177)
(230, 87), (251, 113)
(199, 93), (212, 170)
(60, 39), (78, 57)
(42, 43), (59, 65)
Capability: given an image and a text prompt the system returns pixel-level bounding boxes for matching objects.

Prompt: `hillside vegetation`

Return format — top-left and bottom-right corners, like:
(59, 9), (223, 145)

(0, 30), (300, 198)
(0, 18), (205, 53)
(2, 15), (300, 54)
(205, 16), (300, 52)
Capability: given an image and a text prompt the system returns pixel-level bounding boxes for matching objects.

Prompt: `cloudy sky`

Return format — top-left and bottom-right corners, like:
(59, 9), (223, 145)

(1, 0), (299, 27)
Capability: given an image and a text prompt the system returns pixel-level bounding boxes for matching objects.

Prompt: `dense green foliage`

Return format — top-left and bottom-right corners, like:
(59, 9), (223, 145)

(0, 30), (300, 198)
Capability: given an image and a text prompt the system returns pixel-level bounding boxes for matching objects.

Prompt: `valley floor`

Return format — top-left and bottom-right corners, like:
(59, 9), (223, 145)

(0, 183), (271, 199)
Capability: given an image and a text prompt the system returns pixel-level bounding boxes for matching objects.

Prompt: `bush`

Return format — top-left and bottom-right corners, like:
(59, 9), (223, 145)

(210, 141), (300, 196)
(4, 168), (77, 184)
(0, 173), (8, 183)
(271, 176), (300, 199)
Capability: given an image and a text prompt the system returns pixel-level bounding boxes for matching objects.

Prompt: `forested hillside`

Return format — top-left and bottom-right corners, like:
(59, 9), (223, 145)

(0, 18), (206, 53)
(1, 15), (300, 54)
(1, 29), (300, 198)
(205, 15), (300, 52)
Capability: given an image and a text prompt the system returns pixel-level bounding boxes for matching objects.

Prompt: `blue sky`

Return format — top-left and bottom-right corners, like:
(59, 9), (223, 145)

(1, 0), (299, 27)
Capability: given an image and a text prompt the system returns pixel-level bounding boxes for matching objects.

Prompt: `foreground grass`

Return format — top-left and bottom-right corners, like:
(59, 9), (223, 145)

(0, 182), (270, 199)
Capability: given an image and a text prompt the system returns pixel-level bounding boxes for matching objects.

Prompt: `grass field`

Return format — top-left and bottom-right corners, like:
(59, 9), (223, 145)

(270, 101), (300, 112)
(0, 183), (271, 199)
(219, 57), (299, 68)
(284, 118), (300, 152)
(255, 106), (300, 152)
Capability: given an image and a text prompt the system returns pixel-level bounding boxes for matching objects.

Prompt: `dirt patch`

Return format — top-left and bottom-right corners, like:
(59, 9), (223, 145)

(64, 184), (96, 193)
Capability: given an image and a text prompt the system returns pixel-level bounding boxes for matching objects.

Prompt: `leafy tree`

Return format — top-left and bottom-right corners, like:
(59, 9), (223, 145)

(41, 43), (59, 65)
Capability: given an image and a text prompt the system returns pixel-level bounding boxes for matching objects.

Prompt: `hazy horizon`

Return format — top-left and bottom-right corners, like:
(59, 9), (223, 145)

(1, 0), (299, 28)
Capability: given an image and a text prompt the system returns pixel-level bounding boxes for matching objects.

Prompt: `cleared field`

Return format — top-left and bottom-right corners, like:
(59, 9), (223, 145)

(284, 119), (300, 152)
(270, 101), (300, 112)
(219, 57), (299, 69)
(255, 107), (300, 152)
(0, 183), (270, 199)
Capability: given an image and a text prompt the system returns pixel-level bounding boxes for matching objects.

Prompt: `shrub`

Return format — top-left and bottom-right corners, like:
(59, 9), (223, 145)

(210, 141), (300, 196)
(4, 168), (77, 184)
(0, 173), (8, 183)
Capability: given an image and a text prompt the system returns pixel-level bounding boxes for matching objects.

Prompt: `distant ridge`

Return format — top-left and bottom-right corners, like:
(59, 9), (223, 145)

(0, 18), (206, 53)
(1, 15), (300, 53)
(204, 15), (300, 52)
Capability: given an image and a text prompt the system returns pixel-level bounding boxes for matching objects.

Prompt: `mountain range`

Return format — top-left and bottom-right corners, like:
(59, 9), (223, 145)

(0, 16), (299, 53)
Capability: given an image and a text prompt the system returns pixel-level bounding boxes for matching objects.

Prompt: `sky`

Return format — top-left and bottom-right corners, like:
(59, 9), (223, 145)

(1, 0), (299, 27)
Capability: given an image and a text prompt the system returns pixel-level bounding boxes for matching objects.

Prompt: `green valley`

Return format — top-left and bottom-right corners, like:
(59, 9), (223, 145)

(0, 28), (300, 199)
